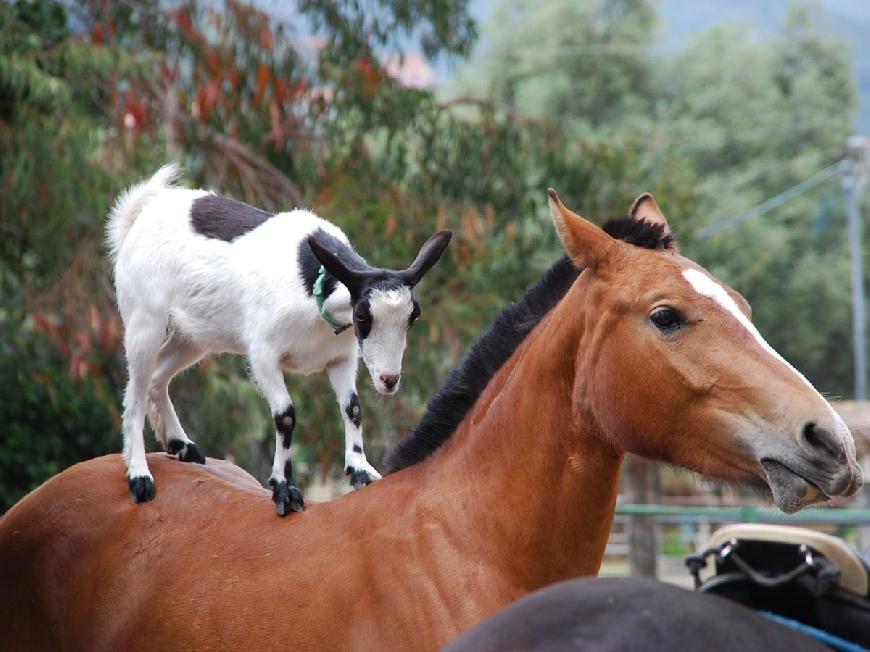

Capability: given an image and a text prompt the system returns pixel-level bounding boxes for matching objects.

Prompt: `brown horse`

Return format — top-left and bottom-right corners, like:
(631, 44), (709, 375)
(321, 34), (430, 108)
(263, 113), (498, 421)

(0, 191), (861, 651)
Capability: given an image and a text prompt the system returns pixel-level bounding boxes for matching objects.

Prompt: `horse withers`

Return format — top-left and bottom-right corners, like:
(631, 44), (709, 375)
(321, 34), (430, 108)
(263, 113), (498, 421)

(0, 190), (860, 650)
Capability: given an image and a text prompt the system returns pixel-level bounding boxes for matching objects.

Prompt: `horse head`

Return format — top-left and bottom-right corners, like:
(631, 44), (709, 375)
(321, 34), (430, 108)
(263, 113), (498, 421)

(548, 189), (862, 513)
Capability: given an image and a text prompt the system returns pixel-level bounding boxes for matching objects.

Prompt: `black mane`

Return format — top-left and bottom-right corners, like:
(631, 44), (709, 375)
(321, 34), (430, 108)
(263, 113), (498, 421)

(600, 216), (675, 250)
(382, 216), (674, 473)
(382, 255), (580, 473)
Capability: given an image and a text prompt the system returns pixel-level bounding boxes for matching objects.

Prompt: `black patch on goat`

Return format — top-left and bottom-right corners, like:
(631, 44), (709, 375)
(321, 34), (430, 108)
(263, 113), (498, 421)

(353, 297), (373, 339)
(274, 405), (296, 449)
(601, 216), (675, 250)
(298, 231), (338, 298)
(190, 195), (274, 242)
(345, 392), (361, 428)
(166, 439), (205, 464)
(300, 229), (370, 298)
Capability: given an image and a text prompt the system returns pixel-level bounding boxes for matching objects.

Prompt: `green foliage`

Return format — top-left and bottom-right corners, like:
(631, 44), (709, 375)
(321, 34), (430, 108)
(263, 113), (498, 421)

(0, 332), (117, 511)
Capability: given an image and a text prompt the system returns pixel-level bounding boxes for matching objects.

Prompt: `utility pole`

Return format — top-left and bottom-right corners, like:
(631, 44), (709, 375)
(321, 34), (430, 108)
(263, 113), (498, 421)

(843, 136), (869, 400)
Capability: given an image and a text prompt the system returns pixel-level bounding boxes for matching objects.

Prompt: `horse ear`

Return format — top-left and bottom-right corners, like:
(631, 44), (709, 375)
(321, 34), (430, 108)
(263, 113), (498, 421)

(630, 193), (672, 231)
(547, 188), (616, 270)
(629, 193), (677, 252)
(307, 233), (367, 294)
(401, 230), (452, 286)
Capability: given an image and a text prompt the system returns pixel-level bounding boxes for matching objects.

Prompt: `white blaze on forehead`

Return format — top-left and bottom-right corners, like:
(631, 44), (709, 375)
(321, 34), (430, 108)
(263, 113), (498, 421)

(681, 268), (853, 451)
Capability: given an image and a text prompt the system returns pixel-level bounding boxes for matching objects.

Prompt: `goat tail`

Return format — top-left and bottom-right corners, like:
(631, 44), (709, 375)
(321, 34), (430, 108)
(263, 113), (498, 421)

(106, 163), (182, 261)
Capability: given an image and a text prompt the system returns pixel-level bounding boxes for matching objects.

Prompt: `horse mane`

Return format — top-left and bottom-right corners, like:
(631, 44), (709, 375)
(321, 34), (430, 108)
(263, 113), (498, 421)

(381, 215), (673, 474)
(598, 216), (675, 250)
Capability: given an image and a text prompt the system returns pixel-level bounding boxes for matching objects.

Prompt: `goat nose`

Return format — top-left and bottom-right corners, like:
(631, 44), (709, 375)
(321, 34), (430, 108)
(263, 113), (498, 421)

(380, 374), (399, 391)
(799, 421), (847, 465)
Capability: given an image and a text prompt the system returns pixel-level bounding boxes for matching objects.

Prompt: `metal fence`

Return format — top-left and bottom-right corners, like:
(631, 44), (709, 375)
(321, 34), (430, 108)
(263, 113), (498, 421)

(615, 504), (870, 525)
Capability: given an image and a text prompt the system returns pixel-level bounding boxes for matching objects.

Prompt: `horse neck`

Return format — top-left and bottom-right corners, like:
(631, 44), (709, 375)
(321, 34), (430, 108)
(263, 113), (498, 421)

(416, 283), (624, 593)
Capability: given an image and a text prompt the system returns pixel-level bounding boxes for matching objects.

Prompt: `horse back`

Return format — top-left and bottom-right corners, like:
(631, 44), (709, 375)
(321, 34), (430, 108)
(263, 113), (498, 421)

(0, 453), (478, 650)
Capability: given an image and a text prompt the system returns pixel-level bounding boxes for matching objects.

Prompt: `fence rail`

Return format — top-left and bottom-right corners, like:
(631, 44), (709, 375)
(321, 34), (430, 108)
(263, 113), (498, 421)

(615, 503), (870, 525)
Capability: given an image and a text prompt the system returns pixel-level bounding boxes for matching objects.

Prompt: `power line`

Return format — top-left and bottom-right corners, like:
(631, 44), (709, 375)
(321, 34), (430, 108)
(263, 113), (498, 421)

(693, 161), (846, 240)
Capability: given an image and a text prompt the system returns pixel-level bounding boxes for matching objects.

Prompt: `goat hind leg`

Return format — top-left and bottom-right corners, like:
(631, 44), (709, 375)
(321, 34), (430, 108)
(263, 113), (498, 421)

(147, 335), (205, 464)
(121, 311), (166, 503)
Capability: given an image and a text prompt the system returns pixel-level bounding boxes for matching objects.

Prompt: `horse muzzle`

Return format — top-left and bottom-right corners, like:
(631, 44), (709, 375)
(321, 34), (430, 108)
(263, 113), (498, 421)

(760, 457), (863, 514)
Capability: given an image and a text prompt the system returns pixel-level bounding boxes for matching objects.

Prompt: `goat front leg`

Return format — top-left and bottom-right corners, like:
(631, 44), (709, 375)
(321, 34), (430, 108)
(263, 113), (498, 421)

(250, 352), (304, 516)
(327, 357), (382, 490)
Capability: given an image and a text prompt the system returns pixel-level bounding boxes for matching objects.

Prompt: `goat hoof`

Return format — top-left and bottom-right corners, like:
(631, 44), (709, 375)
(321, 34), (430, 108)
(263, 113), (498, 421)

(167, 440), (206, 464)
(128, 476), (156, 503)
(180, 442), (206, 464)
(346, 467), (373, 491)
(271, 480), (304, 516)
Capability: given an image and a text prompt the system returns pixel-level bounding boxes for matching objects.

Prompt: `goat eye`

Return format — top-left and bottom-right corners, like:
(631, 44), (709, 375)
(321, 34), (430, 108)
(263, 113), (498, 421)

(650, 307), (685, 333)
(408, 302), (421, 327)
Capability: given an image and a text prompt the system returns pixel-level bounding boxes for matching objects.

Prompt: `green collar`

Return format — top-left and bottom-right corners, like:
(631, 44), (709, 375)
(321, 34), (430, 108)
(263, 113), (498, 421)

(313, 265), (352, 334)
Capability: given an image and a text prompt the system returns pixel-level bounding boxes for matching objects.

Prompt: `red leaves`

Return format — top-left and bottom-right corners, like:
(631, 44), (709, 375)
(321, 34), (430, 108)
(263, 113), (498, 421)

(269, 100), (283, 149)
(121, 90), (149, 132)
(255, 63), (271, 105)
(259, 24), (273, 50)
(207, 49), (222, 75)
(174, 8), (203, 43)
(353, 58), (382, 97)
(32, 305), (121, 381)
(196, 79), (220, 121)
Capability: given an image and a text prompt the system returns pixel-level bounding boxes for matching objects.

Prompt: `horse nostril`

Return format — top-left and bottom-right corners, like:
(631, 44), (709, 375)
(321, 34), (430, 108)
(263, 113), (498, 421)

(380, 374), (399, 391)
(800, 422), (846, 464)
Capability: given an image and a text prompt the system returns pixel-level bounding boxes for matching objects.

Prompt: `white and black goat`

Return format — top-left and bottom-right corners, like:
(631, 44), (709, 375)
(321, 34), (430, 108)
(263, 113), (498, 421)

(107, 164), (451, 515)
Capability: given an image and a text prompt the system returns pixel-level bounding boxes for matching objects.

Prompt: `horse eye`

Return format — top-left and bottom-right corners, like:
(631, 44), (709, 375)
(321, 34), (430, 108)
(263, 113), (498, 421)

(650, 307), (685, 332)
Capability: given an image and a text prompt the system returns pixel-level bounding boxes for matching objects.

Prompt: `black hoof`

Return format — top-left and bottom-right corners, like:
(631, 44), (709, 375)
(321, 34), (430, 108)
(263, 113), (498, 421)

(129, 475), (156, 503)
(346, 467), (372, 491)
(180, 442), (206, 464)
(167, 440), (206, 464)
(270, 480), (304, 517)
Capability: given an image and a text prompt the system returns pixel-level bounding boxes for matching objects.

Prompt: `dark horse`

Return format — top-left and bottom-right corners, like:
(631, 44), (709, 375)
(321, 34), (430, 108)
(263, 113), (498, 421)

(0, 191), (860, 650)
(446, 577), (827, 652)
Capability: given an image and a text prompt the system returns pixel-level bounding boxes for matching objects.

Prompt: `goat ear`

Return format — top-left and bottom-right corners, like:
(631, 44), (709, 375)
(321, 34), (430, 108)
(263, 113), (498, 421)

(401, 230), (452, 286)
(307, 233), (367, 293)
(547, 188), (617, 270)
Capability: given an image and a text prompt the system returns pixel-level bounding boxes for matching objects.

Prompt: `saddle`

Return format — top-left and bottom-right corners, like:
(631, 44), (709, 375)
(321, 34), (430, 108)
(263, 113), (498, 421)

(686, 523), (870, 649)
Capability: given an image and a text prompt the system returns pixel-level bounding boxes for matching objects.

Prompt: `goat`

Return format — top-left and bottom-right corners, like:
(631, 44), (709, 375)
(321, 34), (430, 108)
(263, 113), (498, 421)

(107, 164), (451, 516)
